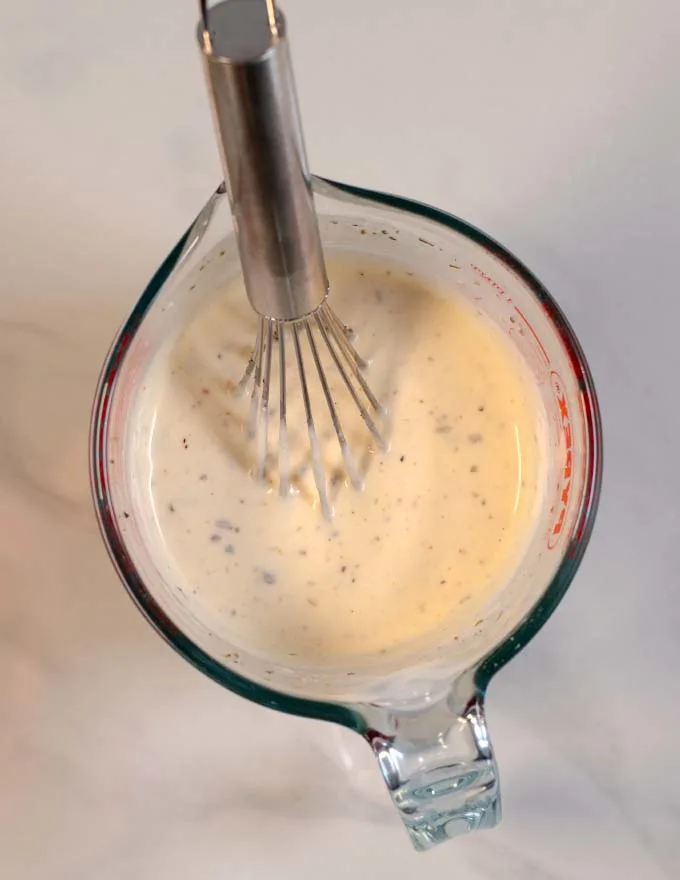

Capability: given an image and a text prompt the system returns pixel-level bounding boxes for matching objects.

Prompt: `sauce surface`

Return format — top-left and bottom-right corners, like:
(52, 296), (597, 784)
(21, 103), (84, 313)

(132, 257), (545, 665)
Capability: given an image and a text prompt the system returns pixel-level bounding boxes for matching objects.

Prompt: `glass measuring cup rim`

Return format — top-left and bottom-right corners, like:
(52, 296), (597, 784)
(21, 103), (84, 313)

(90, 177), (603, 730)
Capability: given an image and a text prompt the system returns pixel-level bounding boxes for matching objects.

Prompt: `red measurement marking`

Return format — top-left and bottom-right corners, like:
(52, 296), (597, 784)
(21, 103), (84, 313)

(469, 264), (575, 550)
(471, 264), (513, 303)
(547, 371), (573, 550)
(469, 265), (551, 371)
(513, 306), (550, 366)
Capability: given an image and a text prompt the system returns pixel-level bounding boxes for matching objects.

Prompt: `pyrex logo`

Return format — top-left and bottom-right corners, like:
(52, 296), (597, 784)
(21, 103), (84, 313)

(547, 371), (573, 550)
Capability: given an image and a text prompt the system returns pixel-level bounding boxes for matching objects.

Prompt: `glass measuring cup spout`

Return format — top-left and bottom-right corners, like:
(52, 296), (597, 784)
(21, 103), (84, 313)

(90, 175), (602, 851)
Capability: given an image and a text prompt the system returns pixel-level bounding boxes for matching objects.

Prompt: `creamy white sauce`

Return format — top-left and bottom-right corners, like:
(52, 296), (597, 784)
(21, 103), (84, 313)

(131, 256), (546, 668)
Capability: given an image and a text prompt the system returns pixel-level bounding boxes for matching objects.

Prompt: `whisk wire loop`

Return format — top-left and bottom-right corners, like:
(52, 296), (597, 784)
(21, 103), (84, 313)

(239, 302), (384, 518)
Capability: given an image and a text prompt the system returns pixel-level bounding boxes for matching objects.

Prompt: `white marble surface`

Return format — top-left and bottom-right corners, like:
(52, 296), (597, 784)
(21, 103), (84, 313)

(1, 1), (679, 877)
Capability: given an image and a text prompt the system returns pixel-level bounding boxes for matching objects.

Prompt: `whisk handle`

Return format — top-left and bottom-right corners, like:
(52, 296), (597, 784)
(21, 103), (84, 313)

(198, 0), (328, 321)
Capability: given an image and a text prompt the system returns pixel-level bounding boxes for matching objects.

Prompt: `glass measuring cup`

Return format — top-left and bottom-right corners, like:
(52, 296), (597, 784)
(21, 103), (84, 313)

(90, 177), (602, 851)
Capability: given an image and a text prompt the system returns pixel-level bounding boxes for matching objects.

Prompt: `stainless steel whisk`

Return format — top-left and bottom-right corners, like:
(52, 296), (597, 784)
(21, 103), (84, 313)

(198, 0), (385, 517)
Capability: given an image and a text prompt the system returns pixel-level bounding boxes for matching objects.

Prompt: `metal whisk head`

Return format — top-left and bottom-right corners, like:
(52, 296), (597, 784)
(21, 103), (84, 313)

(238, 300), (386, 519)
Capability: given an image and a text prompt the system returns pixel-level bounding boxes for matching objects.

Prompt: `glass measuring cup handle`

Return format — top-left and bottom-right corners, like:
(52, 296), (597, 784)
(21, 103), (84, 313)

(362, 672), (500, 851)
